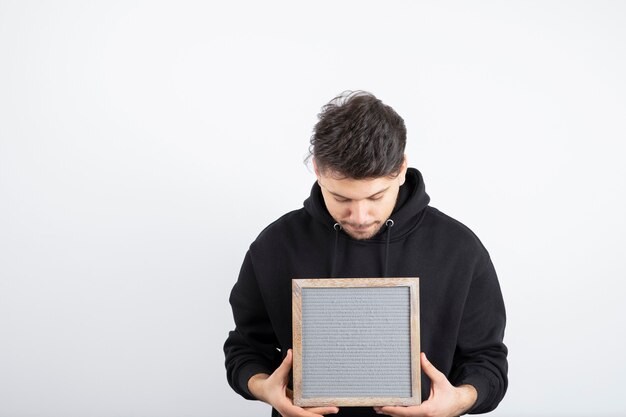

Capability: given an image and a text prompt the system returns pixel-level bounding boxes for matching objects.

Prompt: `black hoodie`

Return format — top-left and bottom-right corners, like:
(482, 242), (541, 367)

(224, 168), (508, 416)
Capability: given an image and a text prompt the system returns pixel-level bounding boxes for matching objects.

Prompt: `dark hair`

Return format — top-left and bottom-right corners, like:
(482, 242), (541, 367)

(308, 90), (406, 179)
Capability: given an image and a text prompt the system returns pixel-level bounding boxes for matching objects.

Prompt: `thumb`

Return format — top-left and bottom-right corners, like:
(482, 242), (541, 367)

(274, 349), (293, 379)
(420, 352), (446, 385)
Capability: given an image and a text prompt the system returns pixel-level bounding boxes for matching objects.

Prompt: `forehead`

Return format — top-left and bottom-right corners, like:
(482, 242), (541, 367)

(318, 172), (395, 199)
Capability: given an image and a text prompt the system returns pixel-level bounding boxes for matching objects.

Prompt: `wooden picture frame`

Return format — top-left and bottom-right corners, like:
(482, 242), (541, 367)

(292, 278), (420, 407)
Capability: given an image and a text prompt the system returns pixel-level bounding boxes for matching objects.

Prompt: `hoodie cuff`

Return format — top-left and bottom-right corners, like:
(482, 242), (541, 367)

(455, 370), (495, 414)
(237, 362), (275, 400)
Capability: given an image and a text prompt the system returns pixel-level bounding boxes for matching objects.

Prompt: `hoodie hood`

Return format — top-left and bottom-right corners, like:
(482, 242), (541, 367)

(303, 167), (431, 242)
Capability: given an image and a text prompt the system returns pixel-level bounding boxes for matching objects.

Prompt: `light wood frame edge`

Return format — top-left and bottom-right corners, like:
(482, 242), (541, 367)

(292, 279), (303, 406)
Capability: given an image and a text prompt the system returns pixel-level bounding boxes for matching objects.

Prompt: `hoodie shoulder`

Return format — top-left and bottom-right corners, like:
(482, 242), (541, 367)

(423, 206), (491, 257)
(252, 208), (311, 248)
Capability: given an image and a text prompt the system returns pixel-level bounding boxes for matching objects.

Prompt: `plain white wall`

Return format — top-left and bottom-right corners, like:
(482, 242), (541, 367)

(1, 1), (625, 416)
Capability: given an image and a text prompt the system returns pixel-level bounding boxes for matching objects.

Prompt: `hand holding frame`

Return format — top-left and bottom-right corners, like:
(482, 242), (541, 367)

(248, 349), (339, 417)
(374, 353), (477, 417)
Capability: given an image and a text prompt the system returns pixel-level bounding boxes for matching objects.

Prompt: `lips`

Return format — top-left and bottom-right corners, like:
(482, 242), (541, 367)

(344, 223), (377, 232)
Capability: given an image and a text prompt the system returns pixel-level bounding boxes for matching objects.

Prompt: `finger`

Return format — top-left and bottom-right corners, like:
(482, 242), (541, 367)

(305, 406), (339, 415)
(278, 400), (338, 417)
(420, 352), (447, 385)
(374, 405), (424, 417)
(373, 406), (392, 416)
(274, 349), (294, 379)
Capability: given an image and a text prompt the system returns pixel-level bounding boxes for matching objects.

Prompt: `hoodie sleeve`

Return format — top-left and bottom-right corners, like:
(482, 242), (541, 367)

(449, 254), (508, 414)
(224, 250), (282, 400)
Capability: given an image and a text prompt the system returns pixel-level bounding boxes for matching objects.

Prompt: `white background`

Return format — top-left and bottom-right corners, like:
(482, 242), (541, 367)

(1, 1), (625, 416)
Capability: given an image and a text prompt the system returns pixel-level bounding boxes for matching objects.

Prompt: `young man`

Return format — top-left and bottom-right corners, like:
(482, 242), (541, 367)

(224, 91), (508, 417)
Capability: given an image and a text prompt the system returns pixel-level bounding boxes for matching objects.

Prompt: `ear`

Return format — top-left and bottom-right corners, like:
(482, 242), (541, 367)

(397, 155), (408, 186)
(312, 158), (321, 179)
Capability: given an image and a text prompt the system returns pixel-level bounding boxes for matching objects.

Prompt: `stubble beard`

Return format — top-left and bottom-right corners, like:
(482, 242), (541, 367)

(340, 221), (383, 240)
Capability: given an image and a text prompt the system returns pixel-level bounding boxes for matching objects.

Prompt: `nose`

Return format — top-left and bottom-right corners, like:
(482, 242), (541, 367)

(347, 201), (370, 225)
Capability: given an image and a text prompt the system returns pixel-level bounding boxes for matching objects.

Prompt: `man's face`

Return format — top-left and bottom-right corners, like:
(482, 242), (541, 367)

(315, 160), (407, 240)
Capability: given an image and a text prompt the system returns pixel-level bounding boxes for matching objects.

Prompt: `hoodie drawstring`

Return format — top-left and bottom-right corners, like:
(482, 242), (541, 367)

(331, 219), (395, 278)
(383, 219), (394, 278)
(331, 223), (341, 278)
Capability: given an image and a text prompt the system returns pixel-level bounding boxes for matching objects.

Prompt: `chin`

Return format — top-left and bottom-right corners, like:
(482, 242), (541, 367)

(345, 226), (380, 240)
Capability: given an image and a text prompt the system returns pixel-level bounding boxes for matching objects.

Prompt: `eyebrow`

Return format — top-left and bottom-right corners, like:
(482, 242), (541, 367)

(327, 186), (390, 201)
